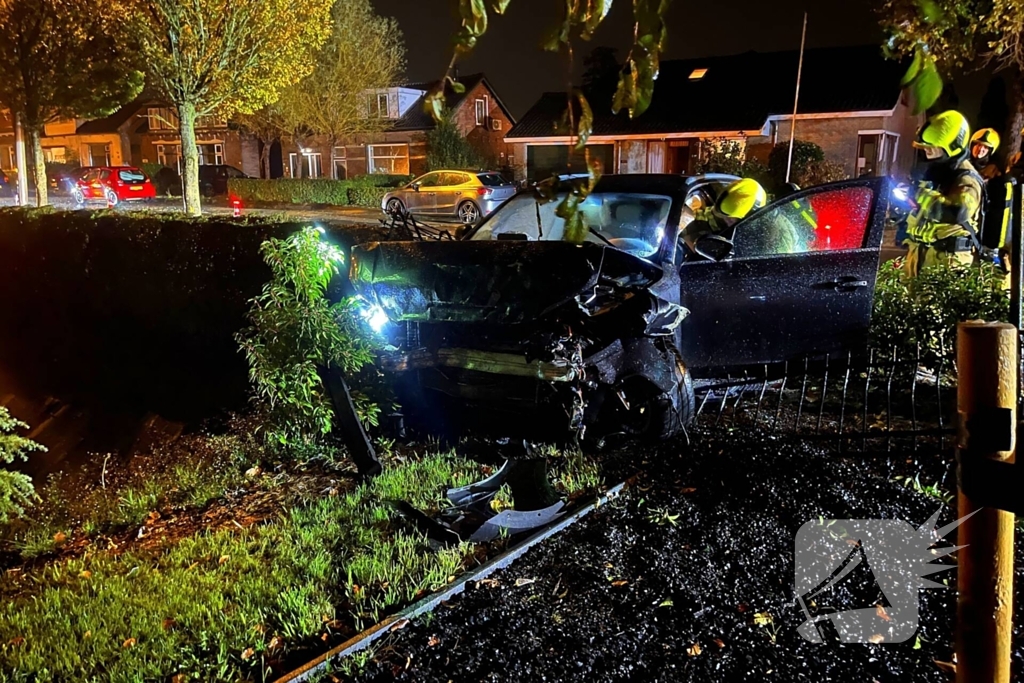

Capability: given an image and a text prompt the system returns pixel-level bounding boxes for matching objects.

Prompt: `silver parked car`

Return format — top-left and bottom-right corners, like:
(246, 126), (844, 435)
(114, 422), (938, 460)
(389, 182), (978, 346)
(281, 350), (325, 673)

(382, 170), (517, 224)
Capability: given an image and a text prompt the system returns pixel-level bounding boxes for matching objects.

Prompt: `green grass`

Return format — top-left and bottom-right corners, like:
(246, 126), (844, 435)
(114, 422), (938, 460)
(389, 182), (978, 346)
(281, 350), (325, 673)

(0, 451), (479, 682)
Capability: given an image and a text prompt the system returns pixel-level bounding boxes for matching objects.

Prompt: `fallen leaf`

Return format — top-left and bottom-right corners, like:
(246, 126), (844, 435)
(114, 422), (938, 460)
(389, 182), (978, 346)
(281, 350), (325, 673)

(171, 675), (187, 683)
(477, 579), (500, 588)
(658, 598), (674, 608)
(79, 570), (92, 579)
(934, 660), (956, 674)
(753, 612), (773, 626)
(253, 624), (267, 634)
(515, 578), (536, 587)
(681, 487), (697, 494)
(868, 634), (885, 644)
(218, 555), (230, 565)
(611, 580), (629, 587)
(8, 636), (25, 647)
(268, 636), (283, 650)
(428, 635), (440, 647)
(241, 647), (255, 661)
(913, 636), (922, 650)
(162, 618), (177, 631)
(53, 532), (67, 544)
(390, 619), (410, 632)
(686, 643), (702, 657)
(713, 638), (726, 649)
(875, 605), (891, 622)
(245, 466), (261, 478)
(122, 638), (137, 649)
(83, 631), (91, 640)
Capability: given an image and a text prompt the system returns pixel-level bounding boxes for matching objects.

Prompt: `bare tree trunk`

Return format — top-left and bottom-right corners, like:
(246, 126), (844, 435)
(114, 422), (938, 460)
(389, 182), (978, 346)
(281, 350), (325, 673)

(260, 140), (271, 179)
(27, 126), (48, 207)
(179, 101), (201, 216)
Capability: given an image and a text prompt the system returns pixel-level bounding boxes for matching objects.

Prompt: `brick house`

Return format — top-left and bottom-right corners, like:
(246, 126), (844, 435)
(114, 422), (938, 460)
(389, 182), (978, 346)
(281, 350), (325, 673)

(506, 46), (924, 183)
(0, 99), (255, 176)
(276, 73), (517, 179)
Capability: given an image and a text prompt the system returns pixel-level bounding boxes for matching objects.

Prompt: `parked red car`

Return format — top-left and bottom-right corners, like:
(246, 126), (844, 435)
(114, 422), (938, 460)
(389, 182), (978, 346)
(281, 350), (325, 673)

(72, 167), (156, 207)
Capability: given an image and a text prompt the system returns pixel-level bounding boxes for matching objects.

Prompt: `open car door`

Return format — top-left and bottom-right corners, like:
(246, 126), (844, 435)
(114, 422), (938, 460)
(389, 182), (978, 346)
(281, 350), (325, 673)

(677, 176), (889, 376)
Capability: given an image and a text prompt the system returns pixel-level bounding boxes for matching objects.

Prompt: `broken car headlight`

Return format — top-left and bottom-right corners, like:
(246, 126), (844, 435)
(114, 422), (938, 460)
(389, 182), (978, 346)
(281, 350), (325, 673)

(357, 301), (389, 335)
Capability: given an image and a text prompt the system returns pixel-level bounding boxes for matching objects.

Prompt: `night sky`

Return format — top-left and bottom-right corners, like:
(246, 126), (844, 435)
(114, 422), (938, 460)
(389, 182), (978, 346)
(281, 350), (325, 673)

(376, 0), (885, 118)
(374, 0), (995, 124)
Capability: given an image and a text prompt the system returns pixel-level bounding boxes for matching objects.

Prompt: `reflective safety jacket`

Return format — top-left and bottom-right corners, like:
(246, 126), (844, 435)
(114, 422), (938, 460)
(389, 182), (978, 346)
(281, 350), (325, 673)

(904, 159), (983, 251)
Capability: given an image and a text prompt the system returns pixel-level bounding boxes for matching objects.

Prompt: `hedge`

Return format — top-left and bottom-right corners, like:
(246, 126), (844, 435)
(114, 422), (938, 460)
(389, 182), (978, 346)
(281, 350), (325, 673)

(0, 208), (387, 421)
(227, 175), (411, 208)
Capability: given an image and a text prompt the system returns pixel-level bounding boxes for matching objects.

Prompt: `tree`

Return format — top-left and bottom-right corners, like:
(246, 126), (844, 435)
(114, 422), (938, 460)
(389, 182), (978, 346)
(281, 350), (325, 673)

(582, 46), (620, 100)
(0, 0), (143, 206)
(879, 0), (1024, 159)
(137, 0), (335, 215)
(278, 0), (406, 165)
(235, 105), (287, 179)
(426, 117), (485, 171)
(0, 406), (45, 523)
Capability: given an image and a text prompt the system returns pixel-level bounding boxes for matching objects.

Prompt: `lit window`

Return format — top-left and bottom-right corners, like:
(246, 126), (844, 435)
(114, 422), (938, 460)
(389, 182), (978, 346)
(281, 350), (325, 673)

(367, 144), (409, 174)
(689, 68), (708, 81)
(475, 98), (487, 126)
(147, 107), (179, 131)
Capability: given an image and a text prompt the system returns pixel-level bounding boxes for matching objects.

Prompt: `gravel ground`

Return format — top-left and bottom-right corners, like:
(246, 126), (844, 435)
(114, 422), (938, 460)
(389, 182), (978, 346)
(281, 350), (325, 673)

(347, 428), (1022, 683)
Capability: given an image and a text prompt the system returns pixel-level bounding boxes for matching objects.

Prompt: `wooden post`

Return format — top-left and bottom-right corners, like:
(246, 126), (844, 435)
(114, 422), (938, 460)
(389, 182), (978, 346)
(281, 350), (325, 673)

(956, 321), (1016, 683)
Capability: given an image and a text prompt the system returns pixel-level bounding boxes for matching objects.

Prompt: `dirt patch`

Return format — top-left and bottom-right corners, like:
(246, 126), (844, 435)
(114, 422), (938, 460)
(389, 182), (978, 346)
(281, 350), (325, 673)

(347, 428), (1022, 682)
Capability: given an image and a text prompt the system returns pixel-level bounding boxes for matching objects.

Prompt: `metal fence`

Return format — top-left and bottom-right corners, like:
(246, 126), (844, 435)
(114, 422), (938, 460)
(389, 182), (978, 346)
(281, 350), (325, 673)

(694, 343), (958, 454)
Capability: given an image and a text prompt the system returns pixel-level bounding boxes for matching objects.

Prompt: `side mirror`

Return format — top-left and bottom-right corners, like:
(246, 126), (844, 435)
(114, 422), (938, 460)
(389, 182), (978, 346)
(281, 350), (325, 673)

(693, 233), (734, 261)
(410, 182), (421, 192)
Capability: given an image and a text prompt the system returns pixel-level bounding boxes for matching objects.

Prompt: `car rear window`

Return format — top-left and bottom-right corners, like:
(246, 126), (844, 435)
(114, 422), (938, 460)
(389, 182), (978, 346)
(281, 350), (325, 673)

(478, 173), (511, 187)
(118, 169), (147, 183)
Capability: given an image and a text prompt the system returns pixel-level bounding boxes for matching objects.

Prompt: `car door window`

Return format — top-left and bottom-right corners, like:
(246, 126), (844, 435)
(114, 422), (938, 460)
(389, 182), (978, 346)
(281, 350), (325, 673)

(417, 173), (442, 188)
(731, 185), (875, 258)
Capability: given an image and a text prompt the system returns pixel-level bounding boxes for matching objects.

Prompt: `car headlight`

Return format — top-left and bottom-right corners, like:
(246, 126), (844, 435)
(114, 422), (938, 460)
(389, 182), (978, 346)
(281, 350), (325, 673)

(359, 302), (389, 334)
(892, 185), (909, 203)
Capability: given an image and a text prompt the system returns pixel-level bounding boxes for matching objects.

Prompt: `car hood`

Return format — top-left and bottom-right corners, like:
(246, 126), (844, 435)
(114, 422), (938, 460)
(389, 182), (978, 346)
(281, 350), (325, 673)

(349, 240), (666, 325)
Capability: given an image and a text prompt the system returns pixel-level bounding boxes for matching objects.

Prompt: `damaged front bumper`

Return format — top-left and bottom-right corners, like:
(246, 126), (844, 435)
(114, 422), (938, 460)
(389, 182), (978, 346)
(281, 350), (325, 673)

(382, 347), (580, 383)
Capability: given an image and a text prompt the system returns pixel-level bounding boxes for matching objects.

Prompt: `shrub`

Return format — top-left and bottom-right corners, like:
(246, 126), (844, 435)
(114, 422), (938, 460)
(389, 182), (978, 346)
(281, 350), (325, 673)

(693, 139), (773, 190)
(768, 140), (826, 190)
(426, 117), (485, 171)
(236, 227), (380, 449)
(872, 260), (1009, 369)
(228, 176), (410, 207)
(0, 406), (45, 523)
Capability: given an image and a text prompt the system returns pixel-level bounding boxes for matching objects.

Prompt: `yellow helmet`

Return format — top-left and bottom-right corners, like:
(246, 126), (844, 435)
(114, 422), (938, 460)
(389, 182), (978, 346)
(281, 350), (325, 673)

(717, 178), (767, 219)
(914, 110), (970, 158)
(971, 128), (1000, 153)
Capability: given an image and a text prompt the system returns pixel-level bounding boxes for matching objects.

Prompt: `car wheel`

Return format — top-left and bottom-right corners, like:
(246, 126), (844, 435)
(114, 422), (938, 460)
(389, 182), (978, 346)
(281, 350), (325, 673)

(457, 200), (480, 225)
(612, 339), (695, 441)
(202, 183), (214, 198)
(105, 190), (119, 207)
(386, 198), (405, 216)
(72, 189), (84, 206)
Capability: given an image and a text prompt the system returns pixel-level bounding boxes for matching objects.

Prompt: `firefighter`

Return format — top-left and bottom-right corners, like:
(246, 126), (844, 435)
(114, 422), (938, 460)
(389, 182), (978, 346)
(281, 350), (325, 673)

(682, 177), (767, 256)
(901, 110), (984, 278)
(970, 128), (1001, 179)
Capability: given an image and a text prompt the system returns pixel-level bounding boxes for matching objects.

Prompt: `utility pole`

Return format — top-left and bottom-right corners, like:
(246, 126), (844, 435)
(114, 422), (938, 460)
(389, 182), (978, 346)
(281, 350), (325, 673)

(785, 13), (808, 184)
(14, 112), (29, 206)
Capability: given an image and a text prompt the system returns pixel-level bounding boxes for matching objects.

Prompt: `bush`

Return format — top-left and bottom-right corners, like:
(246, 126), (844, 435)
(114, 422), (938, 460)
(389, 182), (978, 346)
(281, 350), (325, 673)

(0, 406), (45, 523)
(768, 140), (825, 190)
(872, 260), (1009, 369)
(0, 208), (388, 421)
(799, 159), (850, 187)
(228, 176), (410, 207)
(426, 118), (485, 171)
(235, 227), (379, 448)
(693, 139), (773, 191)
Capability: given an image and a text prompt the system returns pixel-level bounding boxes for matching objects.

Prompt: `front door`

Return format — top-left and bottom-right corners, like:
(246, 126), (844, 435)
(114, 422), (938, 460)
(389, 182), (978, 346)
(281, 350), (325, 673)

(404, 172), (441, 213)
(434, 172), (470, 216)
(678, 177), (888, 375)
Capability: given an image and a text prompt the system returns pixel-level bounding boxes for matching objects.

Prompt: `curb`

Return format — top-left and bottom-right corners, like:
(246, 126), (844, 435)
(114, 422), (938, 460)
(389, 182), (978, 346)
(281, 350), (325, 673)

(273, 481), (628, 683)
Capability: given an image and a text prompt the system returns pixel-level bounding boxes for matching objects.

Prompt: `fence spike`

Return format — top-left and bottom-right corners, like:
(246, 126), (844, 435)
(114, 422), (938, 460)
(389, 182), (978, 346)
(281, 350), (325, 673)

(816, 355), (830, 434)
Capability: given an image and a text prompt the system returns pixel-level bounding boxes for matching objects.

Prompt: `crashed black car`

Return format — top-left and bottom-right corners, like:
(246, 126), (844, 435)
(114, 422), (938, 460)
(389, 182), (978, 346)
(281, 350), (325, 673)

(350, 174), (888, 442)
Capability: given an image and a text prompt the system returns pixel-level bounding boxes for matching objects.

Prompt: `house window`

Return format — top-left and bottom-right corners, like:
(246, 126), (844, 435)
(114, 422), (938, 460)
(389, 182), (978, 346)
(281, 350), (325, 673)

(197, 143), (224, 166)
(289, 151), (323, 178)
(475, 98), (488, 126)
(689, 68), (708, 80)
(87, 143), (111, 166)
(367, 92), (390, 118)
(157, 143), (182, 172)
(147, 107), (179, 131)
(196, 115), (227, 129)
(332, 146), (347, 179)
(0, 144), (14, 169)
(367, 144), (409, 174)
(43, 147), (66, 163)
(857, 131), (899, 177)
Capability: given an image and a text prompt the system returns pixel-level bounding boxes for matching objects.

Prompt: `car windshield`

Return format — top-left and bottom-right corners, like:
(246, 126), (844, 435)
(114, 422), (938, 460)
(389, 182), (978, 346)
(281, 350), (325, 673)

(478, 173), (511, 187)
(470, 192), (673, 258)
(118, 169), (146, 183)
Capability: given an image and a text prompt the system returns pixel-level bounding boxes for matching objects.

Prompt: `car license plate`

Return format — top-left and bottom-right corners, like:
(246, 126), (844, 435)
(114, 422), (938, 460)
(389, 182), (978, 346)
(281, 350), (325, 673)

(130, 185), (142, 190)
